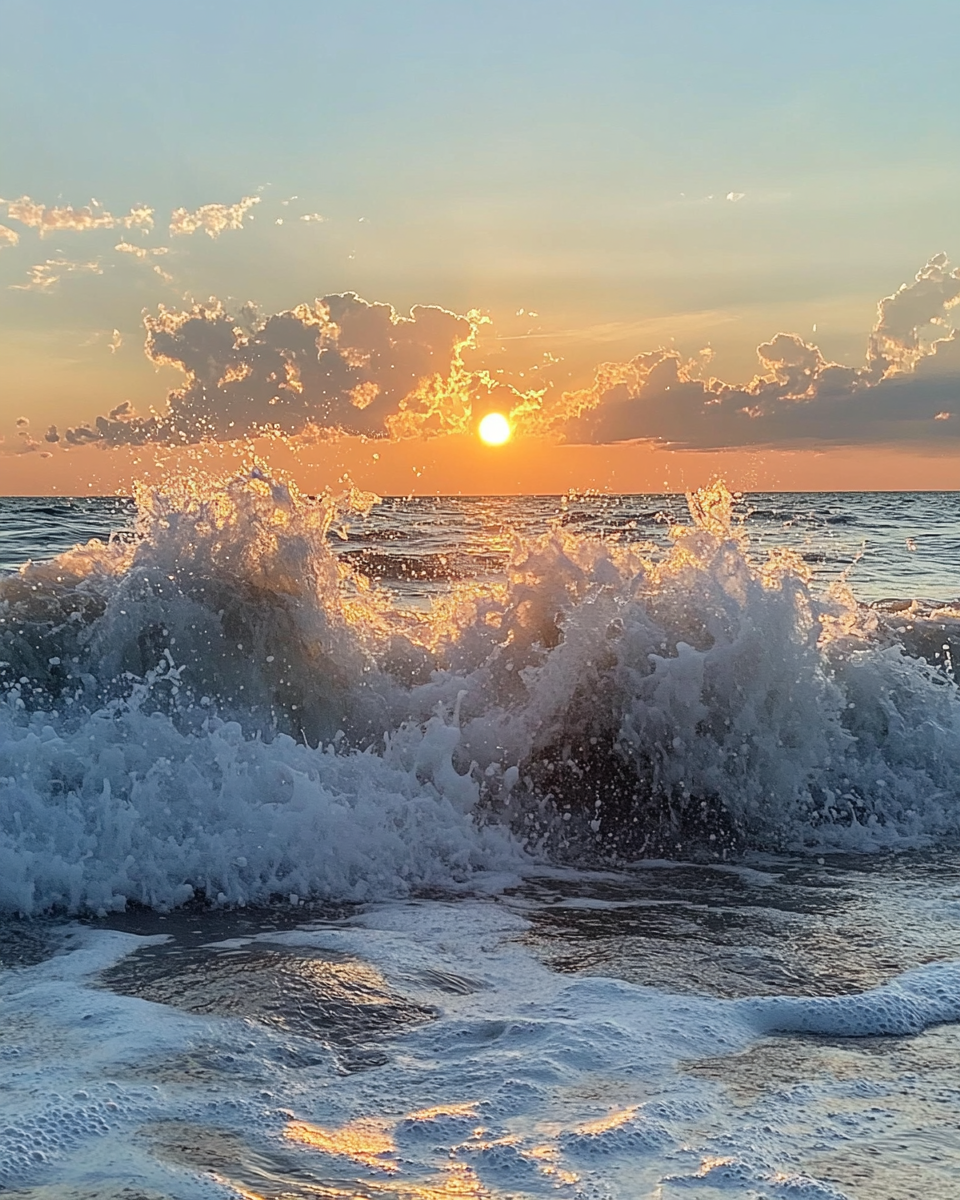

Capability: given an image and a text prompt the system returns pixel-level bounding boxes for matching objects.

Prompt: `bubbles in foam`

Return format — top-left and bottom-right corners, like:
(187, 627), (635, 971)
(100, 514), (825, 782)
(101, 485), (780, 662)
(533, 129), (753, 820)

(0, 1088), (138, 1185)
(662, 1157), (851, 1198)
(559, 1107), (671, 1158)
(3, 899), (960, 1198)
(745, 958), (960, 1038)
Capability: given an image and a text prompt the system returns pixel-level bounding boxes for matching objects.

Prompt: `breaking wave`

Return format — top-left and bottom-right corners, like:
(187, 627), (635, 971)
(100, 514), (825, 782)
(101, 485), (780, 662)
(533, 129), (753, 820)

(3, 472), (960, 914)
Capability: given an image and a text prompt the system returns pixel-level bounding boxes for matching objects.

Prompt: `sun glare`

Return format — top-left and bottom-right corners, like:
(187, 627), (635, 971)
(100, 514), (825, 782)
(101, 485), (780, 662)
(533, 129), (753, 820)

(478, 411), (511, 445)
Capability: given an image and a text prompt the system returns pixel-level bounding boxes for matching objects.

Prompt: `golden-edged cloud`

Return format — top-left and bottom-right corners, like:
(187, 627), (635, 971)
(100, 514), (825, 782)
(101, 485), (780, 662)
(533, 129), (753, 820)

(114, 241), (169, 260)
(562, 255), (960, 448)
(10, 258), (103, 292)
(867, 252), (960, 372)
(36, 252), (960, 452)
(57, 293), (478, 446)
(3, 196), (153, 235)
(169, 195), (260, 238)
(114, 240), (174, 281)
(0, 224), (19, 251)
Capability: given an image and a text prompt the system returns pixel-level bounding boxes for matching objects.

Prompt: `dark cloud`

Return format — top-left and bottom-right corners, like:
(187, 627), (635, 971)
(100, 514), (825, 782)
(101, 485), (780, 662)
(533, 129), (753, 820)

(58, 294), (476, 447)
(7, 418), (39, 455)
(564, 256), (960, 449)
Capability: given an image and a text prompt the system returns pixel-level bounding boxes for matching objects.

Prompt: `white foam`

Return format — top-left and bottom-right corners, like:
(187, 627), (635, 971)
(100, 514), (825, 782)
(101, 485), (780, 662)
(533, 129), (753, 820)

(2, 902), (960, 1197)
(4, 474), (960, 915)
(744, 958), (960, 1037)
(0, 705), (518, 914)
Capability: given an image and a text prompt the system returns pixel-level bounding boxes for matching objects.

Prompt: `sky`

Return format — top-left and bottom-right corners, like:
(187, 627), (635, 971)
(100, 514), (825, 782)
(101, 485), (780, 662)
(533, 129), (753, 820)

(2, 0), (960, 494)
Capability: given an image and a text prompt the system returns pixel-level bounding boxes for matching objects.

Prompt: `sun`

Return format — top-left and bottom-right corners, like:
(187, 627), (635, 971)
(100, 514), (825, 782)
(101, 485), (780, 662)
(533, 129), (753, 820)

(478, 411), (511, 445)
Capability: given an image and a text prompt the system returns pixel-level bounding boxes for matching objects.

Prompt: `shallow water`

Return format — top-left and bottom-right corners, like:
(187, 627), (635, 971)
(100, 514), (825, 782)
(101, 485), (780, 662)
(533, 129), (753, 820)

(4, 865), (960, 1199)
(3, 484), (960, 1198)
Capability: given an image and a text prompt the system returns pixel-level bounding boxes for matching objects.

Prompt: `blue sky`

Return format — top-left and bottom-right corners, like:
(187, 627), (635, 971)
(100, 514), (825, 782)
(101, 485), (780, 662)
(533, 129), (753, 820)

(2, 0), (960, 489)
(6, 0), (958, 306)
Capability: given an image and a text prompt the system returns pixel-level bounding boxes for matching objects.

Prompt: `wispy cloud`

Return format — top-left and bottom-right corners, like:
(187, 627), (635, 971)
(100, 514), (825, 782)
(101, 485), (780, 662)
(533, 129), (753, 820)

(3, 196), (153, 235)
(0, 223), (19, 251)
(114, 240), (169, 261)
(114, 239), (174, 281)
(10, 258), (103, 292)
(169, 195), (260, 238)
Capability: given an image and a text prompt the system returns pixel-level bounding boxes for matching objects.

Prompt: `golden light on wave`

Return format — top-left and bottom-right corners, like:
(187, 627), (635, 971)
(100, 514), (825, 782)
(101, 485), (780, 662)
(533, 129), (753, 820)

(477, 412), (511, 445)
(406, 1103), (480, 1121)
(575, 1107), (639, 1136)
(284, 1118), (398, 1172)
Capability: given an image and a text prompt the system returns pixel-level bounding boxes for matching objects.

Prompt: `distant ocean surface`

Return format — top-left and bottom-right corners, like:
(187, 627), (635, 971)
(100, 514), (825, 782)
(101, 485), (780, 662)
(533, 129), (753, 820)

(3, 489), (960, 602)
(3, 481), (960, 1199)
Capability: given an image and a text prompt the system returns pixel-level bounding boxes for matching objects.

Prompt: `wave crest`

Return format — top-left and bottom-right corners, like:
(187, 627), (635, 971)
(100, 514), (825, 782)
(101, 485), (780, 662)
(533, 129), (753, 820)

(2, 474), (960, 912)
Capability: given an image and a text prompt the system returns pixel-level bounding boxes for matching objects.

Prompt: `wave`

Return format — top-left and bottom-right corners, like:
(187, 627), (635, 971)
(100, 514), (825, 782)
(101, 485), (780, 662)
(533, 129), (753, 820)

(3, 471), (960, 914)
(339, 547), (507, 584)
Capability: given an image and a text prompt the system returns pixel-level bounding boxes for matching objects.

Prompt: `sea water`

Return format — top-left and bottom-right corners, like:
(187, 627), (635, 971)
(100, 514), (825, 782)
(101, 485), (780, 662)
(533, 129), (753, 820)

(2, 479), (960, 1199)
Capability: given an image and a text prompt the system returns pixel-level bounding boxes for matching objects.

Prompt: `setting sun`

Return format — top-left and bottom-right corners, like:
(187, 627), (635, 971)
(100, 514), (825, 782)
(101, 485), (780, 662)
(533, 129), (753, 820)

(478, 412), (511, 445)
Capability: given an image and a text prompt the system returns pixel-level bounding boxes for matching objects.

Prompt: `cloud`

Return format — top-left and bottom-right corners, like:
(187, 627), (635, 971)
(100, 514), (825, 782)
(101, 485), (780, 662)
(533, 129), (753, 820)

(4, 417), (40, 455)
(300, 213), (326, 223)
(0, 223), (18, 250)
(867, 251), (960, 372)
(561, 255), (960, 449)
(114, 241), (169, 260)
(169, 196), (260, 238)
(3, 196), (153, 235)
(45, 255), (960, 454)
(58, 293), (477, 447)
(115, 240), (174, 282)
(10, 258), (103, 292)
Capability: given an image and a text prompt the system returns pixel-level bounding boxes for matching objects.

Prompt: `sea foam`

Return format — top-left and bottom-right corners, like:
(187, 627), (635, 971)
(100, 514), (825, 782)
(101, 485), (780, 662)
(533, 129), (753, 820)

(2, 472), (960, 913)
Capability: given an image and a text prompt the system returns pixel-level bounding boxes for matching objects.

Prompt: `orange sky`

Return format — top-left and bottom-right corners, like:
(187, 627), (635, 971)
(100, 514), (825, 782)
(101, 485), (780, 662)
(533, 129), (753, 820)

(3, 281), (959, 496)
(3, 433), (959, 497)
(5, 5), (960, 495)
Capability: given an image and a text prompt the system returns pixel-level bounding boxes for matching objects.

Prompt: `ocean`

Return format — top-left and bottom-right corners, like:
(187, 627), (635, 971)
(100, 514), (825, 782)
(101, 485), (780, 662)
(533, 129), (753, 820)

(2, 478), (960, 1199)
